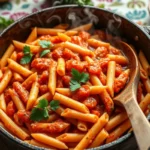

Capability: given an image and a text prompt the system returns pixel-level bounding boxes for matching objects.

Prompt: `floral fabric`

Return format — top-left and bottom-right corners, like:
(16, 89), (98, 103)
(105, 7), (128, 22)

(0, 0), (149, 30)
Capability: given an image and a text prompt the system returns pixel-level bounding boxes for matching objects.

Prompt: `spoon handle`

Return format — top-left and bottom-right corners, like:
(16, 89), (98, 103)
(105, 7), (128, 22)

(124, 98), (150, 150)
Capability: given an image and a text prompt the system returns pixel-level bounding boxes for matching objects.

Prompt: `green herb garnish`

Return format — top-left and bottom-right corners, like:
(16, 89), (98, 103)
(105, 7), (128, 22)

(20, 46), (33, 65)
(50, 100), (60, 111)
(30, 99), (60, 121)
(69, 68), (89, 91)
(40, 49), (50, 57)
(39, 40), (51, 49)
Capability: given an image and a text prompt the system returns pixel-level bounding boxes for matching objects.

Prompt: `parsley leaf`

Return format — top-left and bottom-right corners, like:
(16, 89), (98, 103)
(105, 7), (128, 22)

(37, 99), (48, 108)
(39, 40), (51, 49)
(23, 45), (30, 55)
(70, 79), (81, 91)
(69, 68), (89, 91)
(40, 49), (50, 58)
(20, 46), (33, 65)
(50, 100), (60, 111)
(30, 99), (60, 121)
(30, 107), (48, 121)
(20, 54), (33, 65)
(80, 72), (89, 83)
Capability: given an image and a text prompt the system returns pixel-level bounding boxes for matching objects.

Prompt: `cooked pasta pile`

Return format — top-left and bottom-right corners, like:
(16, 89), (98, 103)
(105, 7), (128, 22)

(0, 23), (149, 150)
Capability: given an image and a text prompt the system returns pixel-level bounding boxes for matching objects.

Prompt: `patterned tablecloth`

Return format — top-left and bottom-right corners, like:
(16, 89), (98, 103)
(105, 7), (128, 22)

(0, 0), (149, 30)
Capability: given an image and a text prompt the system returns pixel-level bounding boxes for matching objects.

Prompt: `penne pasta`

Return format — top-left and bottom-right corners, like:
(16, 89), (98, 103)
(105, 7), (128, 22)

(56, 133), (85, 143)
(9, 89), (25, 110)
(0, 68), (12, 94)
(88, 38), (110, 49)
(105, 111), (128, 132)
(74, 113), (109, 150)
(64, 41), (94, 57)
(0, 44), (15, 68)
(106, 120), (131, 143)
(8, 59), (32, 77)
(57, 58), (65, 76)
(89, 129), (109, 148)
(61, 108), (98, 123)
(0, 93), (6, 112)
(26, 78), (39, 110)
(53, 93), (89, 113)
(22, 72), (37, 89)
(48, 61), (57, 95)
(31, 133), (68, 149)
(26, 27), (37, 44)
(106, 61), (116, 97)
(57, 32), (71, 42)
(29, 139), (56, 149)
(0, 109), (29, 140)
(13, 40), (41, 53)
(139, 50), (150, 75)
(36, 28), (65, 35)
(107, 54), (128, 65)
(77, 121), (88, 132)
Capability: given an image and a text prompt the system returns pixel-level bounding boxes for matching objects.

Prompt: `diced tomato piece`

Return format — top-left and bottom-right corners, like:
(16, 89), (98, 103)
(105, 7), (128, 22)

(40, 35), (51, 40)
(51, 47), (63, 60)
(62, 48), (80, 60)
(38, 70), (48, 85)
(88, 62), (101, 75)
(50, 36), (62, 43)
(31, 58), (51, 71)
(39, 85), (49, 95)
(91, 105), (104, 117)
(76, 85), (90, 100)
(4, 89), (11, 104)
(6, 101), (16, 117)
(99, 58), (110, 73)
(62, 75), (71, 87)
(83, 96), (97, 109)
(66, 60), (88, 72)
(78, 31), (90, 41)
(17, 110), (31, 123)
(13, 82), (29, 104)
(57, 77), (63, 88)
(17, 52), (24, 62)
(94, 47), (108, 58)
(71, 36), (87, 47)
(115, 64), (123, 77)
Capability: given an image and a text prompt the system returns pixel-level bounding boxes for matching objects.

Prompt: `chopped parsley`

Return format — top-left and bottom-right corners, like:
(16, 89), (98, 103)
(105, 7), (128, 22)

(40, 49), (50, 58)
(30, 99), (60, 121)
(39, 40), (51, 49)
(20, 46), (33, 64)
(69, 68), (89, 91)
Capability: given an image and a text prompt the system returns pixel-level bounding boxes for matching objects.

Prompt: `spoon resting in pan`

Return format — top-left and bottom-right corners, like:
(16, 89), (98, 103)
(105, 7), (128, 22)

(113, 41), (150, 150)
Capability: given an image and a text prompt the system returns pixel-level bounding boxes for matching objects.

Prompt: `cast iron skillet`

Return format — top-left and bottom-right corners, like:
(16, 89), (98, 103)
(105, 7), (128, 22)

(0, 5), (150, 150)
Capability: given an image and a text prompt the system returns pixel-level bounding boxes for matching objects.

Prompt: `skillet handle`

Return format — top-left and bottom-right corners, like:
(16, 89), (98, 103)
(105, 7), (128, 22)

(124, 98), (150, 150)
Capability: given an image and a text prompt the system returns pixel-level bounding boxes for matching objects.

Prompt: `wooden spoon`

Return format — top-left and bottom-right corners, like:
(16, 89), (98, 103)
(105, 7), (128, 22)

(113, 41), (150, 150)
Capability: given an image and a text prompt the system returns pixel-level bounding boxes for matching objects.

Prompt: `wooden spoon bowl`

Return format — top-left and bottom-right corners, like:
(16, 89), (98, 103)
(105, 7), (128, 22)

(113, 41), (150, 150)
